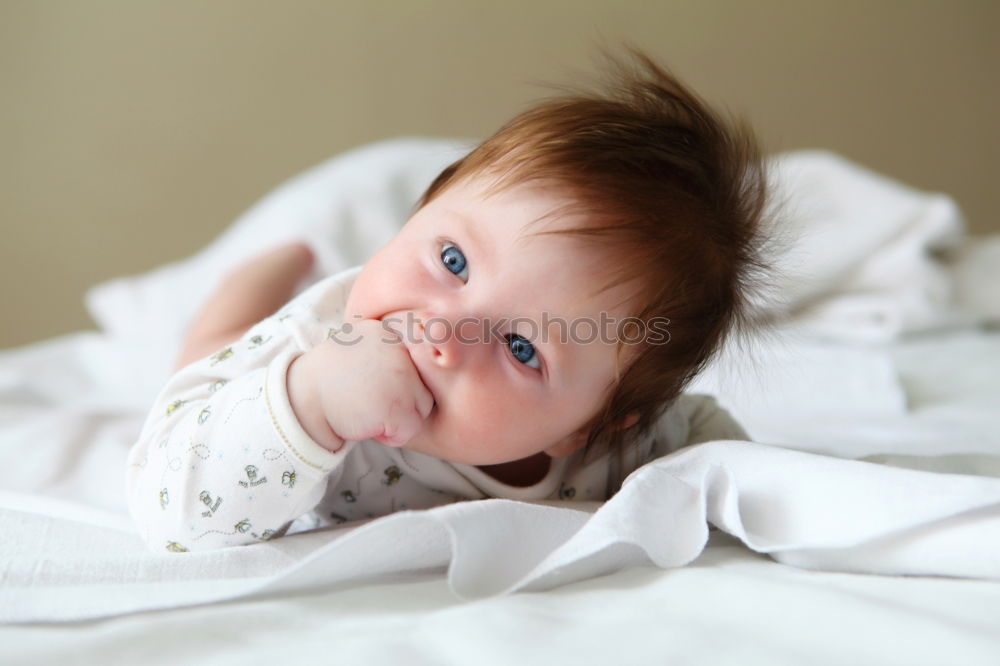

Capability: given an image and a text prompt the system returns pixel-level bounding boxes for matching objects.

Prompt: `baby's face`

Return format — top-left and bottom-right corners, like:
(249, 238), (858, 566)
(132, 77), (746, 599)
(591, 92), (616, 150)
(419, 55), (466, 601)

(345, 175), (639, 466)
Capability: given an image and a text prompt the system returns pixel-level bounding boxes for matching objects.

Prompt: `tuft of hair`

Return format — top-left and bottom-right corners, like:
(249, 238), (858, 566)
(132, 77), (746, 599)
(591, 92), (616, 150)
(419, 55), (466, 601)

(416, 47), (777, 463)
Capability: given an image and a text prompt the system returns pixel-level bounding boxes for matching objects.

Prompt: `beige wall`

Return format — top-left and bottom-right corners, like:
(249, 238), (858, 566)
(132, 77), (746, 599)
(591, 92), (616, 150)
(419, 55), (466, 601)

(2, 0), (997, 348)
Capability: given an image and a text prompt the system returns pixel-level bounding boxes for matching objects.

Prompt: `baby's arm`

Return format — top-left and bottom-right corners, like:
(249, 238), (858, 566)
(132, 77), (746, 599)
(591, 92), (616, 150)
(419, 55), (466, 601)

(128, 249), (336, 553)
(174, 242), (315, 370)
(127, 259), (432, 552)
(127, 309), (343, 552)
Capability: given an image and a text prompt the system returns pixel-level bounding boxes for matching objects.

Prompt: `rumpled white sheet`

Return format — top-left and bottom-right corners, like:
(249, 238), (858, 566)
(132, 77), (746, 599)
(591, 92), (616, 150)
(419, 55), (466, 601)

(3, 431), (999, 624)
(2, 139), (999, 626)
(756, 151), (976, 342)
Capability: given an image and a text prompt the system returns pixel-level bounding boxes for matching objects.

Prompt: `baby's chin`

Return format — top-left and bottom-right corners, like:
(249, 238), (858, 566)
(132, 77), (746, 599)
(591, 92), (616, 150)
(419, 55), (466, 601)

(400, 433), (521, 468)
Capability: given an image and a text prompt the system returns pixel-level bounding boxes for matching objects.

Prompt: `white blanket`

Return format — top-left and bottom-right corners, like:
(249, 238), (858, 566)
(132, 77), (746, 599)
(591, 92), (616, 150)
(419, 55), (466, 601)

(3, 416), (1000, 623)
(2, 140), (999, 638)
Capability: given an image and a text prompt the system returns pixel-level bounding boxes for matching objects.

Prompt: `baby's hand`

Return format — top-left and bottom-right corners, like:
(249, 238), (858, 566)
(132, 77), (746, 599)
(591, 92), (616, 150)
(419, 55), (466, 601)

(287, 320), (434, 452)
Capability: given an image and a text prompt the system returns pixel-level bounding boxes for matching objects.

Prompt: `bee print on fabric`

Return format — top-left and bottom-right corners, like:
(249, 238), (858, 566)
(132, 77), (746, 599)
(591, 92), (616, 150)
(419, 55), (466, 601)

(340, 465), (373, 502)
(209, 347), (234, 366)
(251, 528), (277, 541)
(166, 400), (187, 416)
(199, 490), (222, 517)
(262, 448), (298, 495)
(193, 519), (255, 543)
(382, 466), (402, 486)
(238, 465), (267, 488)
(165, 541), (189, 553)
(558, 483), (576, 500)
(197, 407), (211, 424)
(248, 334), (272, 349)
(159, 488), (170, 509)
(207, 379), (227, 394)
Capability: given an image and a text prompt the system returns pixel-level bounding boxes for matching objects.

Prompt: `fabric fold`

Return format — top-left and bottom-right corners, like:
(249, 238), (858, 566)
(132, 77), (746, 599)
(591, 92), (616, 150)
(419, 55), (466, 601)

(4, 440), (1000, 623)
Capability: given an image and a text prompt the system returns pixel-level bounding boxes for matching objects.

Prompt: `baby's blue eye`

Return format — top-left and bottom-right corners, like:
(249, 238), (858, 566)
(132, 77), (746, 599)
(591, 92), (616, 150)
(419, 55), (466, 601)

(441, 244), (468, 281)
(506, 334), (540, 370)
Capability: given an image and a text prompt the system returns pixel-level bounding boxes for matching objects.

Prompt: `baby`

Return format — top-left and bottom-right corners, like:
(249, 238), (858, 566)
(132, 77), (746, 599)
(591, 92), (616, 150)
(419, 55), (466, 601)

(127, 51), (769, 552)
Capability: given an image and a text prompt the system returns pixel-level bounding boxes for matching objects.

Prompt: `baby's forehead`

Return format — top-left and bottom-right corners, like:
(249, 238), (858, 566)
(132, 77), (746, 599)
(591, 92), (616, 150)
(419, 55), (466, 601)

(514, 251), (643, 331)
(517, 226), (643, 307)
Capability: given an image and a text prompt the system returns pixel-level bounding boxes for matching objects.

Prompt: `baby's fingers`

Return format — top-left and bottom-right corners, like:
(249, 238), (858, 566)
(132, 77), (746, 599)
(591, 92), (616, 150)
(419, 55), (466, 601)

(414, 383), (435, 421)
(375, 401), (428, 448)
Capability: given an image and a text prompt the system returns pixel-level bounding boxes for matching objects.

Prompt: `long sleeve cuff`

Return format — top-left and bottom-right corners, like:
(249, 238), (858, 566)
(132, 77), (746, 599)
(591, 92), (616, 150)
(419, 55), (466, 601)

(264, 350), (347, 474)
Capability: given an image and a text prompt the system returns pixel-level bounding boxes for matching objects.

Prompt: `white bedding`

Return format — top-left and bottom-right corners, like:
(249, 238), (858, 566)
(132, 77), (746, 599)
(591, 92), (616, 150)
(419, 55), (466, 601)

(2, 139), (999, 665)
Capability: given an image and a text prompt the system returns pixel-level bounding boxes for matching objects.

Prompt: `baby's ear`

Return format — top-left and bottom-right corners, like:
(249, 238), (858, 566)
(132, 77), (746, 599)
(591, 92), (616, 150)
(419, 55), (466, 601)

(616, 411), (640, 431)
(544, 411), (641, 458)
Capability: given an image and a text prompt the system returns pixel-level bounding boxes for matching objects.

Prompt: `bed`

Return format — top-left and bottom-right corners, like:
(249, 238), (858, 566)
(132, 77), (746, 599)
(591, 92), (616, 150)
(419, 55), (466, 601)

(2, 138), (999, 665)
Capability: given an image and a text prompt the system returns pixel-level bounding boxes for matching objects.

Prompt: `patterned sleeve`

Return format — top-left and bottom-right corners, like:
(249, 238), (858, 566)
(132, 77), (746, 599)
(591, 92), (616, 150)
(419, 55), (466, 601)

(125, 272), (359, 553)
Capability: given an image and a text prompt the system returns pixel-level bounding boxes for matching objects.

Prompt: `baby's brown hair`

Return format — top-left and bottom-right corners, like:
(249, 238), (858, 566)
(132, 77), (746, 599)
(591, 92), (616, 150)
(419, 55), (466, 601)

(416, 48), (773, 460)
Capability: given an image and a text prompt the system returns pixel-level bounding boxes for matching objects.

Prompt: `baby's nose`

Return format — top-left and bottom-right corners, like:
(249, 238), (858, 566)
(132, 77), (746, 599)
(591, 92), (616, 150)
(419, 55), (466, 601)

(417, 312), (476, 368)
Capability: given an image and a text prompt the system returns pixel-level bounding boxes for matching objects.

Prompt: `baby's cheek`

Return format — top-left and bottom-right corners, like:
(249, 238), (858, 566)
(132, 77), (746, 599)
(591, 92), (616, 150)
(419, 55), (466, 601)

(442, 388), (512, 452)
(452, 388), (508, 442)
(476, 392), (551, 447)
